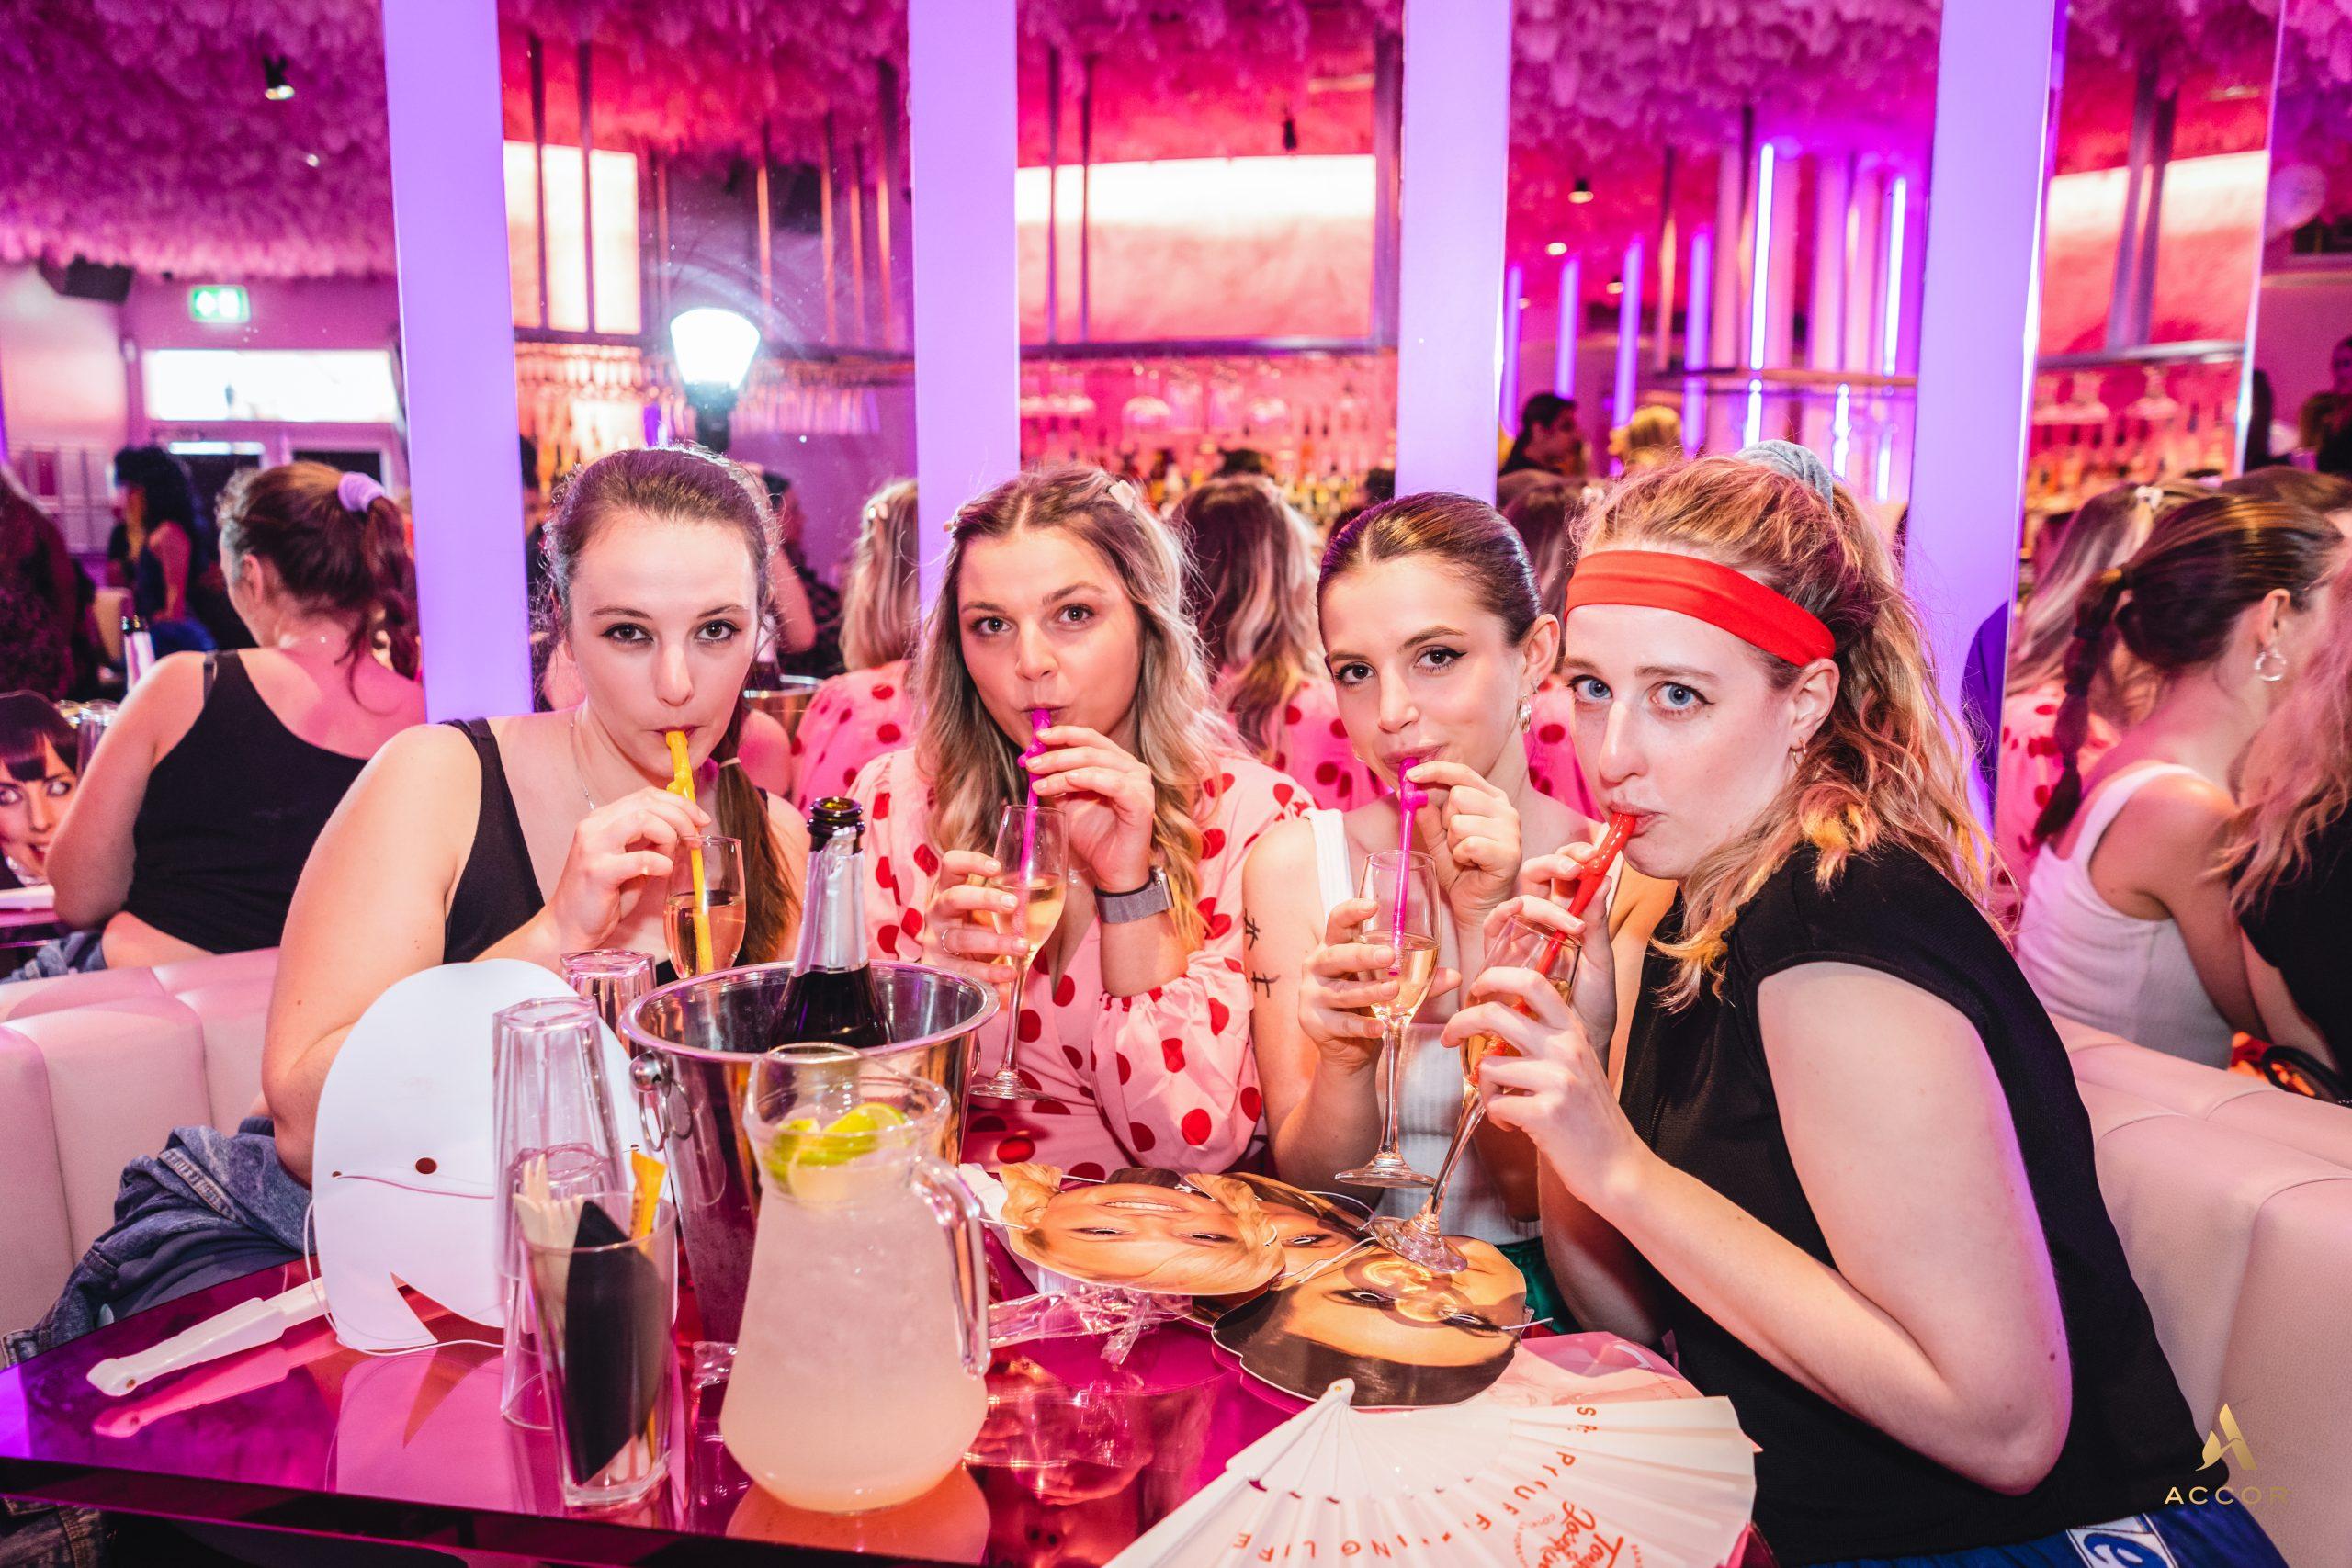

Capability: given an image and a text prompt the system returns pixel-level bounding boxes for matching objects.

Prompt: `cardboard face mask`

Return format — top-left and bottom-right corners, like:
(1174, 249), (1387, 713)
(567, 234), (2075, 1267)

(997, 1164), (1283, 1298)
(1212, 1233), (1532, 1408)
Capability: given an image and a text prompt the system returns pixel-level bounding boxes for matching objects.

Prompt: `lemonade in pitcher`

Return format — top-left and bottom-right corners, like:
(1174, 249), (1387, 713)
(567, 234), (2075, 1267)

(724, 1048), (989, 1513)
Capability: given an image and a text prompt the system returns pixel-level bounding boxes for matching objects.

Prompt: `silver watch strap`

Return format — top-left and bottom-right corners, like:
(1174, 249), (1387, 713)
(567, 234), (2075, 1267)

(1097, 867), (1172, 924)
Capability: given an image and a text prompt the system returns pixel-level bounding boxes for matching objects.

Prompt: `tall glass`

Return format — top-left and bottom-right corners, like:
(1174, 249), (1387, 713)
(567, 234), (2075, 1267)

(1335, 849), (1442, 1188)
(493, 997), (628, 1427)
(72, 701), (116, 775)
(664, 833), (746, 977)
(521, 1190), (679, 1510)
(968, 803), (1069, 1102)
(727, 1050), (989, 1513)
(1372, 913), (1574, 1271)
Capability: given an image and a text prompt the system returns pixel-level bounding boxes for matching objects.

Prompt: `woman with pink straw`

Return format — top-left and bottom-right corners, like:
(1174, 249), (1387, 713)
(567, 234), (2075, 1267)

(850, 467), (1306, 1177)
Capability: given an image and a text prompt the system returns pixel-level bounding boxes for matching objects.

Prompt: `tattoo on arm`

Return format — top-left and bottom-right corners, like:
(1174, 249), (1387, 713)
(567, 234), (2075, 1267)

(1250, 970), (1278, 999)
(1244, 913), (1262, 949)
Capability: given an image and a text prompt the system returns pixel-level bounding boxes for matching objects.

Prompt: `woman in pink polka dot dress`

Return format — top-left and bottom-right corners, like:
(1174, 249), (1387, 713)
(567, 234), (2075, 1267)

(854, 467), (1309, 1178)
(791, 480), (919, 809)
(1170, 476), (1381, 811)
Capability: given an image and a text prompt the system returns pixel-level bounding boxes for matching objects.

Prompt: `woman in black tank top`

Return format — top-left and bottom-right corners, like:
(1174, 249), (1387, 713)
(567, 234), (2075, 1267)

(261, 448), (806, 1188)
(1442, 459), (2263, 1566)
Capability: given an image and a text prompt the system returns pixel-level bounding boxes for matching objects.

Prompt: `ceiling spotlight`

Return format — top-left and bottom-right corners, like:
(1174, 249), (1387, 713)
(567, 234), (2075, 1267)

(1545, 241), (1568, 257)
(263, 53), (294, 101)
(670, 306), (762, 452)
(1569, 176), (1594, 205)
(302, 152), (322, 168)
(1606, 276), (1624, 296)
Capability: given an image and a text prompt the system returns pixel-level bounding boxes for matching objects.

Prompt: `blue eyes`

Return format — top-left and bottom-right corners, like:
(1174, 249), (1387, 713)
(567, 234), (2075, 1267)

(1569, 676), (1706, 714)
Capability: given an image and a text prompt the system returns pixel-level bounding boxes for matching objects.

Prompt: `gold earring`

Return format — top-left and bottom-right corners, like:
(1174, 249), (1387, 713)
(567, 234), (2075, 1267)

(1518, 699), (1533, 732)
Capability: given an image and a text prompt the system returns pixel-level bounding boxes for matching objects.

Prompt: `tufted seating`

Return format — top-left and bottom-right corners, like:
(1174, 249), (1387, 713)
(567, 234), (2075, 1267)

(2056, 1015), (2352, 1567)
(0, 950), (277, 1337)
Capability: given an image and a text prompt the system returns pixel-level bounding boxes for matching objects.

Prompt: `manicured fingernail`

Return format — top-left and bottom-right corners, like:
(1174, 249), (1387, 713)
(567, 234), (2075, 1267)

(999, 894), (1017, 910)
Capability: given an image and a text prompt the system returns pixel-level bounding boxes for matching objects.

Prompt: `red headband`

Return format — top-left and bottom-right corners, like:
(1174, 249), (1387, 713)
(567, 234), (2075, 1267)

(1564, 550), (1836, 665)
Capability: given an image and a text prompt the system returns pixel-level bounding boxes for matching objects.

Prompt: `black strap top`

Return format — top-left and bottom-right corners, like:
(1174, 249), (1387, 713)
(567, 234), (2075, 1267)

(1617, 845), (2204, 1564)
(441, 719), (547, 964)
(124, 652), (370, 953)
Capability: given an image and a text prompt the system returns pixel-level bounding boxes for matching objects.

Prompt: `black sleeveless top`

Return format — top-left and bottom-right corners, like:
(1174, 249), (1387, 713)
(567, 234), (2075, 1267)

(439, 719), (682, 987)
(1618, 845), (2204, 1564)
(124, 652), (370, 953)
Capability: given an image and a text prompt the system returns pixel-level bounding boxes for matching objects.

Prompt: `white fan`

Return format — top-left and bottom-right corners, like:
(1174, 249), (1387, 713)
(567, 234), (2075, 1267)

(1112, 1379), (1755, 1568)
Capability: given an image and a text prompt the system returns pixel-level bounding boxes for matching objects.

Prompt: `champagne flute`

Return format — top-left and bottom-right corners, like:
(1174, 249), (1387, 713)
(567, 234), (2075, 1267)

(1374, 812), (1634, 1270)
(969, 803), (1070, 1101)
(663, 833), (745, 976)
(1335, 849), (1442, 1188)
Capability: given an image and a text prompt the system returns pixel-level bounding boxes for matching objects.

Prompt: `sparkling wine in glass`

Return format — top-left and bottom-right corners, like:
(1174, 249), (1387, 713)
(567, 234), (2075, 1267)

(1335, 849), (1442, 1189)
(664, 833), (746, 977)
(969, 803), (1069, 1101)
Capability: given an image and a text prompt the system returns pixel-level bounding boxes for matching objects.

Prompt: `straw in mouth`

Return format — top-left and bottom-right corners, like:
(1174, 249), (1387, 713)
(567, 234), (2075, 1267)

(1532, 811), (1636, 978)
(664, 730), (714, 975)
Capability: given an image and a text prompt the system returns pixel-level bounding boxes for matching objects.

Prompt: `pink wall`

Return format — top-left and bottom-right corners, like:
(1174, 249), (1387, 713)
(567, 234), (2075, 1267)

(0, 262), (127, 455)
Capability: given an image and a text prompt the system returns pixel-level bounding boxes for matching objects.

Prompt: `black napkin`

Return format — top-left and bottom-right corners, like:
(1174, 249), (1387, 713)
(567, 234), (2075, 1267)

(559, 1202), (669, 1482)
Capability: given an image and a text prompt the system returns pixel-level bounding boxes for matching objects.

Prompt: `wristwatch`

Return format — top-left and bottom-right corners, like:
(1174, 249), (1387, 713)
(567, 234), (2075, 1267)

(1097, 867), (1173, 925)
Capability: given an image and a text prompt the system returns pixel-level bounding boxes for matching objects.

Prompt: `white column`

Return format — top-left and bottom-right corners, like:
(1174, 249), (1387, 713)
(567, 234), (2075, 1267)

(1908, 0), (2062, 721)
(380, 0), (531, 720)
(1394, 0), (1511, 501)
(1712, 138), (1746, 369)
(909, 0), (1020, 605)
(1682, 230), (1713, 449)
(1500, 263), (1525, 431)
(1613, 238), (1645, 433)
(1554, 255), (1582, 401)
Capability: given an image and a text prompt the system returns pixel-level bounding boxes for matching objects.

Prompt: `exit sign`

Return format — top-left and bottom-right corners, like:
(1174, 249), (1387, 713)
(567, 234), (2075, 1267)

(188, 285), (250, 324)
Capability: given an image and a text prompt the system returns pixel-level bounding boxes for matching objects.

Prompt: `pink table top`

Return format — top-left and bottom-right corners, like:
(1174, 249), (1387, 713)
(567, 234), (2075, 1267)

(0, 1257), (1730, 1566)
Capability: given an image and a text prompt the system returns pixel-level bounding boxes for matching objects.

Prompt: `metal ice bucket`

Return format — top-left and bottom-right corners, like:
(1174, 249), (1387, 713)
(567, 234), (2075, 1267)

(741, 675), (826, 741)
(621, 960), (997, 1344)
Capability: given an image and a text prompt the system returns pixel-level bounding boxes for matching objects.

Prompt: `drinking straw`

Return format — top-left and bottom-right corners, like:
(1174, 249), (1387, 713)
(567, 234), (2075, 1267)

(1390, 758), (1422, 951)
(629, 1151), (664, 1240)
(664, 730), (714, 975)
(1019, 707), (1050, 888)
(1533, 811), (1636, 978)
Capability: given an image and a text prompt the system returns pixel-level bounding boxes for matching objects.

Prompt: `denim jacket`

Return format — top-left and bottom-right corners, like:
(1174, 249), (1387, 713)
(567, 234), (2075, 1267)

(6, 1118), (310, 1362)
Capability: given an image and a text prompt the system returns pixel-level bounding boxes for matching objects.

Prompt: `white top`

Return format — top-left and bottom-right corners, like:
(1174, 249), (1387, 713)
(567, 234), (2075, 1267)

(1306, 808), (1539, 1245)
(2014, 761), (2235, 1067)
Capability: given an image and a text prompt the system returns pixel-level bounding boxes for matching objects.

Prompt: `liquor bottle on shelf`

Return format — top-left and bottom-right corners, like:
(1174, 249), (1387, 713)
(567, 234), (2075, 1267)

(766, 798), (890, 1052)
(121, 613), (155, 687)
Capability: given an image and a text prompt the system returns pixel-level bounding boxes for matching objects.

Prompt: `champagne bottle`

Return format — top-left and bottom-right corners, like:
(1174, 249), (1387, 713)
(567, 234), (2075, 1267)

(121, 613), (155, 686)
(766, 798), (889, 1052)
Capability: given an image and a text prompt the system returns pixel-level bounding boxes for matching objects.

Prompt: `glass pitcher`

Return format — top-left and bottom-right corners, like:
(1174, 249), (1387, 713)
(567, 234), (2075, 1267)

(725, 1046), (989, 1513)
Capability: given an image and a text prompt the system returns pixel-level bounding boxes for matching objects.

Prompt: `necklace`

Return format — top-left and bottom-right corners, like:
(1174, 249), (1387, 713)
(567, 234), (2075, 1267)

(275, 631), (343, 655)
(568, 709), (604, 814)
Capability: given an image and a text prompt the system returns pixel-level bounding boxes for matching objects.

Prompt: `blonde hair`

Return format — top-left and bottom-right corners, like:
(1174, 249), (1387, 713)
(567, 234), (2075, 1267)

(1618, 405), (1683, 471)
(1578, 458), (1989, 1004)
(2227, 551), (2352, 918)
(913, 465), (1237, 944)
(999, 1163), (1278, 1296)
(1170, 475), (1322, 758)
(2006, 480), (2199, 709)
(840, 479), (920, 671)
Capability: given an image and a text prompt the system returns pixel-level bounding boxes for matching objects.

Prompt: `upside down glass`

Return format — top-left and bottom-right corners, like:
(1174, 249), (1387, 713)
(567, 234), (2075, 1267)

(1336, 849), (1442, 1189)
(727, 1049), (989, 1513)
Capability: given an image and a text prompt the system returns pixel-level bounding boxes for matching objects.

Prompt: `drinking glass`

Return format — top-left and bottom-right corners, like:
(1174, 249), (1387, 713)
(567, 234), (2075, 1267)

(1372, 913), (1577, 1272)
(72, 701), (116, 775)
(521, 1190), (679, 1510)
(1335, 849), (1442, 1188)
(664, 833), (746, 977)
(494, 997), (628, 1427)
(969, 803), (1069, 1102)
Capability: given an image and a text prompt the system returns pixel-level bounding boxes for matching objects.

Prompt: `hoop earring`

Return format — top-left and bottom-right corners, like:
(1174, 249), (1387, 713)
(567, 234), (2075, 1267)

(1518, 699), (1533, 732)
(2255, 645), (2288, 683)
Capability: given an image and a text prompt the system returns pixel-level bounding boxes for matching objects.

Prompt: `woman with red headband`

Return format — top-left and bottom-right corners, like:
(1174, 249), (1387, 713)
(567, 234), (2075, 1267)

(1446, 457), (2259, 1566)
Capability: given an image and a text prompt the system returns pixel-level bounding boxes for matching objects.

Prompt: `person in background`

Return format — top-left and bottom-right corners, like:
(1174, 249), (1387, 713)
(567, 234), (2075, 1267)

(109, 446), (244, 655)
(1502, 475), (1600, 816)
(792, 479), (920, 808)
(0, 693), (76, 889)
(1994, 482), (2202, 910)
(1170, 475), (1377, 810)
(761, 473), (836, 678)
(2225, 552), (2352, 1066)
(1465, 456), (2237, 1566)
(0, 468), (80, 698)
(2015, 496), (2339, 1066)
(1216, 448), (1270, 479)
(1607, 405), (1681, 476)
(854, 465), (1306, 1176)
(40, 464), (425, 974)
(2222, 464), (2352, 533)
(1500, 392), (1589, 481)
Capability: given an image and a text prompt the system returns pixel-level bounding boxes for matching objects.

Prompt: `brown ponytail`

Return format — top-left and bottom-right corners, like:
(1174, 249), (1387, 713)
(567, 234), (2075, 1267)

(2031, 568), (2128, 843)
(216, 462), (421, 680)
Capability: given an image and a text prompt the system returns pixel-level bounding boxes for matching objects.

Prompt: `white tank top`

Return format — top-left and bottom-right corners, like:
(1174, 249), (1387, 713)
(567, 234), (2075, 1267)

(2013, 761), (2235, 1067)
(1307, 809), (1547, 1245)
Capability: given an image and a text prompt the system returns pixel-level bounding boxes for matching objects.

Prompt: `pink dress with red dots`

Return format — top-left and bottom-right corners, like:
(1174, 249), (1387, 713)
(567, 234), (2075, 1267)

(1525, 676), (1600, 818)
(793, 660), (914, 811)
(1995, 681), (2120, 919)
(850, 748), (1313, 1177)
(1257, 675), (1382, 812)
